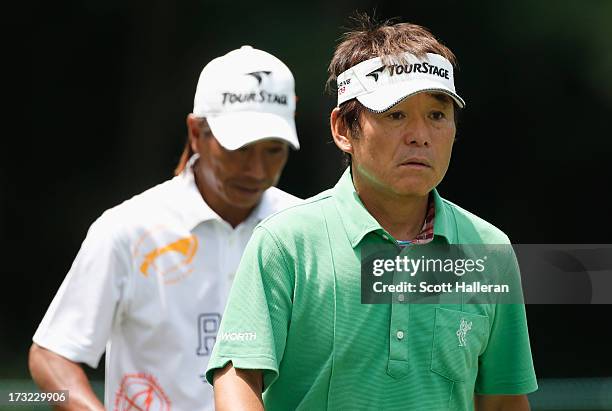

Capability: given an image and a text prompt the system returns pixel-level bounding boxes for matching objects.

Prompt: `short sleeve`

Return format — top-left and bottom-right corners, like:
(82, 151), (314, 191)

(475, 252), (538, 394)
(205, 225), (294, 389)
(32, 213), (130, 368)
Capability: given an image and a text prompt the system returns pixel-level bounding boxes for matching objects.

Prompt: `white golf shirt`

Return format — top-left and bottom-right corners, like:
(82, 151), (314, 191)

(33, 156), (301, 410)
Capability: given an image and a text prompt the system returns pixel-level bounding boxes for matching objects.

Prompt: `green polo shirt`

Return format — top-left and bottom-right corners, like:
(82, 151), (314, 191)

(206, 168), (537, 410)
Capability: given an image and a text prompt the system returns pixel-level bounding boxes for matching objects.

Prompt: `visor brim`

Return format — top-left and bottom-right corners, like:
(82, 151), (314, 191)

(356, 79), (465, 112)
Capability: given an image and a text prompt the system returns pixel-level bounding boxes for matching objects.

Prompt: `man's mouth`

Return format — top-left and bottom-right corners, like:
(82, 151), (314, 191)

(399, 158), (431, 169)
(232, 184), (265, 194)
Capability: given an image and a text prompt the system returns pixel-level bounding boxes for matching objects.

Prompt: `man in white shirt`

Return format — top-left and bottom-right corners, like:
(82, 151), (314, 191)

(28, 45), (301, 411)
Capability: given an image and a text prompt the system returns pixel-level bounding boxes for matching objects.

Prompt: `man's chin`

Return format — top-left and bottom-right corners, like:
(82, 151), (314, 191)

(227, 190), (265, 209)
(384, 172), (435, 194)
(391, 184), (433, 198)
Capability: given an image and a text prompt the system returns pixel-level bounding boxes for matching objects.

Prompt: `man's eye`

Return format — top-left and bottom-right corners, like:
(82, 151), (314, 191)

(267, 147), (284, 154)
(430, 111), (446, 120)
(387, 112), (405, 120)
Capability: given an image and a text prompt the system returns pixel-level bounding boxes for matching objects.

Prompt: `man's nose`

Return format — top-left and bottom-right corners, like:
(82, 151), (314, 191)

(403, 116), (431, 147)
(243, 149), (266, 179)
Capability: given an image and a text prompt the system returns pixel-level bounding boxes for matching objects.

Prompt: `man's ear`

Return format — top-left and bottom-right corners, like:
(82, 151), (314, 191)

(186, 114), (202, 154)
(330, 108), (353, 155)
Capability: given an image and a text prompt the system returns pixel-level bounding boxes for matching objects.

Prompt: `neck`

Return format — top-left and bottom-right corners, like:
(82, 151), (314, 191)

(194, 173), (253, 229)
(352, 166), (429, 241)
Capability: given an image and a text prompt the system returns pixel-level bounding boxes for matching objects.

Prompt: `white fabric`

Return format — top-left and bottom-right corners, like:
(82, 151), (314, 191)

(336, 52), (465, 111)
(33, 157), (301, 411)
(206, 111), (298, 151)
(193, 45), (299, 150)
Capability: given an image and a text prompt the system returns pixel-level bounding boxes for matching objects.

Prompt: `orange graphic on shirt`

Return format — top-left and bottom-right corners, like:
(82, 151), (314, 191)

(133, 227), (198, 285)
(114, 373), (171, 411)
(139, 235), (197, 277)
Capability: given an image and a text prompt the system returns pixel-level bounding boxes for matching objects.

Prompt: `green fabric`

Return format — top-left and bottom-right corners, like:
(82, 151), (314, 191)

(206, 168), (537, 410)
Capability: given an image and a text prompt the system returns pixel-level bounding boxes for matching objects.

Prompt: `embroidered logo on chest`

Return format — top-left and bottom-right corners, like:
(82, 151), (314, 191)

(456, 318), (473, 347)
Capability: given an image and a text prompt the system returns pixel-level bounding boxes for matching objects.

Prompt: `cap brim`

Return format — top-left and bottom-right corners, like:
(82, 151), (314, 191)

(206, 112), (299, 150)
(356, 79), (466, 112)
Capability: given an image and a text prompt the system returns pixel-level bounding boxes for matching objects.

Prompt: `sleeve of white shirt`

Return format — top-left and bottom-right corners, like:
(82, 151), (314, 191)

(33, 211), (131, 368)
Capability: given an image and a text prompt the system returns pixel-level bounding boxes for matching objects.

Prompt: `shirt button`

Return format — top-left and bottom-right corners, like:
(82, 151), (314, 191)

(396, 330), (405, 340)
(382, 234), (389, 240)
(397, 294), (405, 302)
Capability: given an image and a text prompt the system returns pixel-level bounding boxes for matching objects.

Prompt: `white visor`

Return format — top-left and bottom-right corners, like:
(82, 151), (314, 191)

(336, 52), (465, 112)
(206, 111), (299, 151)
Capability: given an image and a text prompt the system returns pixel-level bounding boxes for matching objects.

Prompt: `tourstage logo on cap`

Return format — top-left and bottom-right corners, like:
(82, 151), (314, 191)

(365, 62), (450, 82)
(336, 52), (465, 110)
(221, 71), (288, 106)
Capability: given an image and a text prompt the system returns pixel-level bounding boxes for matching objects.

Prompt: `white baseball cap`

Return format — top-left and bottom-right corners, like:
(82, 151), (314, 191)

(193, 45), (299, 150)
(336, 52), (465, 112)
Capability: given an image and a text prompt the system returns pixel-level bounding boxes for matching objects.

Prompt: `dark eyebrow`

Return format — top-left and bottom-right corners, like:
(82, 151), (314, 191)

(428, 92), (453, 106)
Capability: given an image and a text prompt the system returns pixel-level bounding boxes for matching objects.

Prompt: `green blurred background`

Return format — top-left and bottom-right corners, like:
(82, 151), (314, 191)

(2, 0), (612, 409)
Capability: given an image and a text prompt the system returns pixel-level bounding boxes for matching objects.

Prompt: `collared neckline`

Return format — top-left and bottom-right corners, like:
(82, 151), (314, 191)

(175, 154), (222, 230)
(431, 188), (455, 243)
(251, 188), (282, 222)
(176, 154), (279, 231)
(331, 167), (455, 247)
(332, 168), (384, 247)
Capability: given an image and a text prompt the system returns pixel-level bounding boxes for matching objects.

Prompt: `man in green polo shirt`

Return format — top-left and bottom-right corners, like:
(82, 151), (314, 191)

(206, 17), (537, 411)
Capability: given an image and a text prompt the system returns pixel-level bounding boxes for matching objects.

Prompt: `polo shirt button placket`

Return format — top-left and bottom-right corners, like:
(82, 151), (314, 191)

(387, 281), (411, 379)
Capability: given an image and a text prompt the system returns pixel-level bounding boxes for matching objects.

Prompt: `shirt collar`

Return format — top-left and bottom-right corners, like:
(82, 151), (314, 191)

(332, 167), (455, 247)
(398, 196), (435, 246)
(431, 188), (456, 243)
(175, 154), (276, 230)
(250, 188), (280, 222)
(332, 168), (387, 247)
(175, 154), (222, 230)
